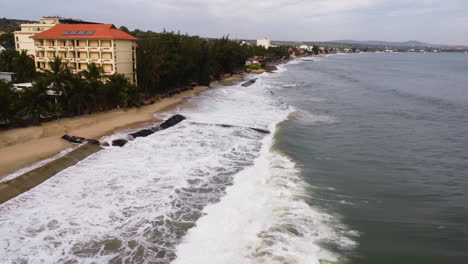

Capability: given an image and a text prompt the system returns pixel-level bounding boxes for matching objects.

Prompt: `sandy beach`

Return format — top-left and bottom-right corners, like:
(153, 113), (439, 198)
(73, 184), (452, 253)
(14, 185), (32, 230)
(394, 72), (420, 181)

(0, 74), (244, 178)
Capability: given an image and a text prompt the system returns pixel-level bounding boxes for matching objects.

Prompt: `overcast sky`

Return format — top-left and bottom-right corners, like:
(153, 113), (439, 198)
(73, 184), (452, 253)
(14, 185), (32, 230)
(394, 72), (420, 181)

(2, 0), (468, 45)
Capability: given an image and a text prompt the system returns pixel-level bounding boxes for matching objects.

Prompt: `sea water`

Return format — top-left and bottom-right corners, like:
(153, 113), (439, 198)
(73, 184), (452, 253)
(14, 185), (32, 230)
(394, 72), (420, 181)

(1, 53), (467, 264)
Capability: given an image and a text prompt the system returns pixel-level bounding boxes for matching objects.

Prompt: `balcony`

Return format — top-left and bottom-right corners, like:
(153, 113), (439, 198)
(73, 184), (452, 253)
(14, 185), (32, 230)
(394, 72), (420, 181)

(46, 46), (56, 51)
(76, 47), (88, 51)
(89, 58), (100, 63)
(101, 47), (112, 52)
(57, 46), (67, 51)
(103, 70), (115, 75)
(36, 57), (46, 62)
(35, 46), (45, 51)
(101, 59), (114, 64)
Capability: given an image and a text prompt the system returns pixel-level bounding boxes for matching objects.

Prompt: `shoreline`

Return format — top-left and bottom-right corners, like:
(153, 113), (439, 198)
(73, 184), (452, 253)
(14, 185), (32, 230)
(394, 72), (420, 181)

(0, 74), (244, 179)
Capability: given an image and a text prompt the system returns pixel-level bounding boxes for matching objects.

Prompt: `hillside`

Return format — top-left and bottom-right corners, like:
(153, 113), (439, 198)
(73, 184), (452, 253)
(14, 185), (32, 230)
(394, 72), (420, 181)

(329, 40), (432, 47)
(0, 18), (37, 32)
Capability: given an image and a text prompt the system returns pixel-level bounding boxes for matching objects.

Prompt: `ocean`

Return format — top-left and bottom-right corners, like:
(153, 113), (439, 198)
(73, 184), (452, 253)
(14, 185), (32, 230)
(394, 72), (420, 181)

(0, 53), (467, 263)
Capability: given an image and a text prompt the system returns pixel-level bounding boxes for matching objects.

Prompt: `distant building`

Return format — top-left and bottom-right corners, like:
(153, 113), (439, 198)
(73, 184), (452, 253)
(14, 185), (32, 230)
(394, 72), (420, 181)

(14, 16), (99, 56)
(0, 44), (5, 52)
(31, 23), (138, 83)
(0, 72), (16, 82)
(240, 41), (252, 46)
(299, 45), (312, 51)
(257, 38), (271, 49)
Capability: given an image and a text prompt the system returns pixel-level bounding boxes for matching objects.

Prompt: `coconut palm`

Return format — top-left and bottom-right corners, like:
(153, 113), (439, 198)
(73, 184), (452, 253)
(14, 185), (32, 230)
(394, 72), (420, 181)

(43, 56), (71, 96)
(17, 80), (51, 124)
(0, 80), (16, 126)
(0, 49), (18, 72)
(12, 50), (36, 82)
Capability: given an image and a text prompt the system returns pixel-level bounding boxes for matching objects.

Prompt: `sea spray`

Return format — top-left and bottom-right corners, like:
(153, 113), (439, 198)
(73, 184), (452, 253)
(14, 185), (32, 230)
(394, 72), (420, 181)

(173, 119), (356, 264)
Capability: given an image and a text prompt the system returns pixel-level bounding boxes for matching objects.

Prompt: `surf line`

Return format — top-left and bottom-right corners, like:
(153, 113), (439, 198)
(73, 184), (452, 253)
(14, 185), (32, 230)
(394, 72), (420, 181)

(62, 115), (270, 148)
(188, 121), (270, 134)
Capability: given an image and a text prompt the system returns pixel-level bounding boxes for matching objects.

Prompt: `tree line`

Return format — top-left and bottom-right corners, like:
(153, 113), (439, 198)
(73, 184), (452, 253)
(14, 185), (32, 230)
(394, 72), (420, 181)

(0, 30), (290, 128)
(0, 53), (138, 127)
(133, 30), (290, 96)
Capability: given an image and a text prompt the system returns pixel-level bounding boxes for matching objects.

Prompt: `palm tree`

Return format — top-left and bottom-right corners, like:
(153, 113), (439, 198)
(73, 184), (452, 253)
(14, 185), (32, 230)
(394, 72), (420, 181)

(12, 50), (36, 82)
(0, 80), (15, 126)
(0, 49), (19, 72)
(43, 56), (70, 96)
(81, 63), (105, 111)
(105, 73), (141, 107)
(17, 80), (51, 125)
(81, 63), (103, 81)
(67, 75), (90, 115)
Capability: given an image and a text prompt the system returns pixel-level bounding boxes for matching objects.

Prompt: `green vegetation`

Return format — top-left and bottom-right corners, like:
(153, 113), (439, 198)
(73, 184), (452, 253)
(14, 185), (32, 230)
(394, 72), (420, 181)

(0, 30), (290, 128)
(0, 49), (36, 82)
(0, 32), (14, 49)
(245, 64), (262, 70)
(0, 18), (36, 32)
(0, 55), (139, 127)
(0, 18), (37, 49)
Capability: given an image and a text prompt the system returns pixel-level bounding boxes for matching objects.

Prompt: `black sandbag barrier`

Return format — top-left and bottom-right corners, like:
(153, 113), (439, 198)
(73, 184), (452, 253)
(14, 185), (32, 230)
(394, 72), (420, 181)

(159, 114), (186, 129)
(0, 143), (103, 205)
(189, 121), (270, 134)
(241, 78), (258, 87)
(129, 129), (155, 138)
(110, 114), (187, 147)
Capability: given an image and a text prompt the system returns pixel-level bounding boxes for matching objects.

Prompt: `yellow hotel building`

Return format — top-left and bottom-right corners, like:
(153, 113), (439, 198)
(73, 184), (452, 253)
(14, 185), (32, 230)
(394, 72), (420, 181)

(31, 24), (138, 84)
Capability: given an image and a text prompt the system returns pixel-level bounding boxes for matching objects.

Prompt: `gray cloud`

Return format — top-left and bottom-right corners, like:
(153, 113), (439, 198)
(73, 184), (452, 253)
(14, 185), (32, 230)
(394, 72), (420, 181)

(1, 0), (467, 44)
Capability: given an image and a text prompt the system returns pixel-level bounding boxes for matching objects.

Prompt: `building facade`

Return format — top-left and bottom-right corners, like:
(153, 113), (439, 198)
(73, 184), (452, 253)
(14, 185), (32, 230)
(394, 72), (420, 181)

(256, 38), (271, 49)
(31, 24), (138, 84)
(14, 17), (97, 56)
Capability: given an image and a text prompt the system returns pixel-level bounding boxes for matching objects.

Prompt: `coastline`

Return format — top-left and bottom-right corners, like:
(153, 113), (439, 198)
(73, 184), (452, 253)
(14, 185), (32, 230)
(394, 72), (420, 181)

(0, 74), (244, 179)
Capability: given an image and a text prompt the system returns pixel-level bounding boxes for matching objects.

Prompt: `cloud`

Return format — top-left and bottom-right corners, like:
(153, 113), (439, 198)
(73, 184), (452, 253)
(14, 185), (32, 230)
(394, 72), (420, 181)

(1, 0), (467, 44)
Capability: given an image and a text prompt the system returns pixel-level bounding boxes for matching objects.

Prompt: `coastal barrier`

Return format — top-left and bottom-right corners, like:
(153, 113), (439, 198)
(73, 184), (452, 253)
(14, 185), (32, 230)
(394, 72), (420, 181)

(189, 122), (270, 134)
(110, 114), (187, 147)
(0, 143), (103, 205)
(241, 78), (258, 87)
(0, 115), (270, 204)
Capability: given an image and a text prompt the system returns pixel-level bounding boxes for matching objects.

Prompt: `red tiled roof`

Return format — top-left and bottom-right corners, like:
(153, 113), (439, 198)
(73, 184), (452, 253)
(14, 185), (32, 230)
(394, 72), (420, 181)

(32, 24), (138, 40)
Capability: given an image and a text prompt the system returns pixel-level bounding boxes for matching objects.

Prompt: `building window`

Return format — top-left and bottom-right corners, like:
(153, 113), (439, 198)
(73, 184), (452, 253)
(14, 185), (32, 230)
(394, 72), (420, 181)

(16, 44), (19, 49)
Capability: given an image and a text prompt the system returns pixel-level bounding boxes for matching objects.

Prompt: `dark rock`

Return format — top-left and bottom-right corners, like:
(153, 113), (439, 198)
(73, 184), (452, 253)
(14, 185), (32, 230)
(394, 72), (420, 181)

(160, 114), (186, 129)
(112, 139), (128, 147)
(129, 129), (155, 138)
(249, 127), (270, 134)
(86, 139), (101, 145)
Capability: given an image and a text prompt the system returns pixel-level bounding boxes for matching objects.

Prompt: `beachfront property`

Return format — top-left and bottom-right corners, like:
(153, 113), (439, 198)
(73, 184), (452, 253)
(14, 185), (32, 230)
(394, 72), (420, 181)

(257, 38), (271, 49)
(31, 24), (138, 84)
(14, 17), (98, 56)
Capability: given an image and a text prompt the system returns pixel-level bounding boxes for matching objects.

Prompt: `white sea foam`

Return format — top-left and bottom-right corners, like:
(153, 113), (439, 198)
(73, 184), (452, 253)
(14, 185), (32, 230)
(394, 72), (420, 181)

(0, 64), (355, 263)
(173, 128), (356, 264)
